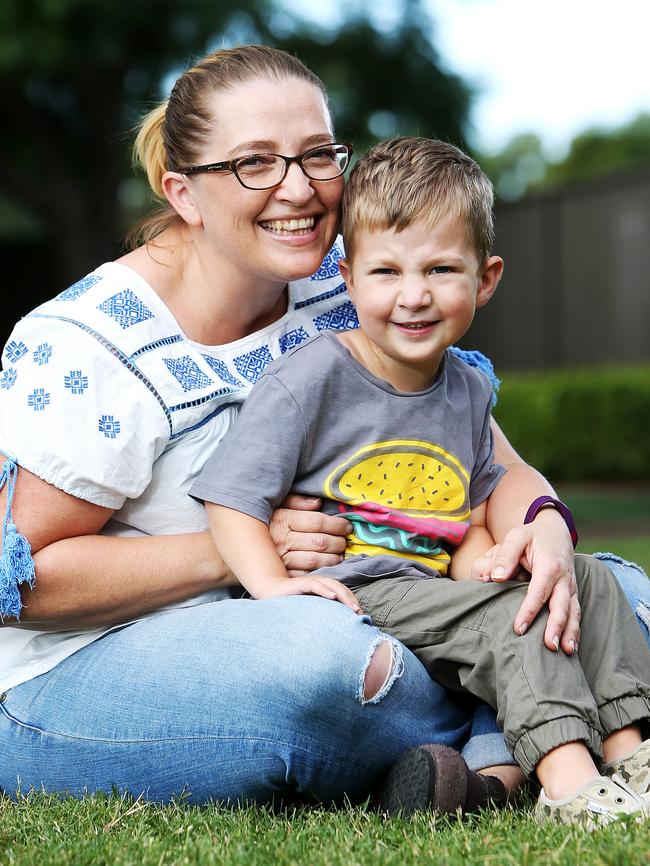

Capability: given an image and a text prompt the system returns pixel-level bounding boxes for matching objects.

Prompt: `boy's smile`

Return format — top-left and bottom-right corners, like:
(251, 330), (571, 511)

(338, 219), (502, 393)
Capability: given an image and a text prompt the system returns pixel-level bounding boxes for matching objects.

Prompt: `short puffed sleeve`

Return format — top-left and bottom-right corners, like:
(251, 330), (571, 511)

(0, 313), (171, 508)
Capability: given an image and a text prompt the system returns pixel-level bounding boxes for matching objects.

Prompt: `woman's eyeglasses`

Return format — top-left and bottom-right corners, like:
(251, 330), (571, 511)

(179, 143), (353, 190)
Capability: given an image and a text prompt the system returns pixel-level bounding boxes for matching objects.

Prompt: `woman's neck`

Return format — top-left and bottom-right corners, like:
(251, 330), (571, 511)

(118, 229), (288, 346)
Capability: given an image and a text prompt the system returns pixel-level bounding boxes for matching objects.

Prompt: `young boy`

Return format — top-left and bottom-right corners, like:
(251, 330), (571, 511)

(190, 138), (650, 828)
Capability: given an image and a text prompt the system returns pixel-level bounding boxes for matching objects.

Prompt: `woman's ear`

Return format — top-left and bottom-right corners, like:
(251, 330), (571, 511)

(476, 255), (504, 308)
(161, 171), (203, 227)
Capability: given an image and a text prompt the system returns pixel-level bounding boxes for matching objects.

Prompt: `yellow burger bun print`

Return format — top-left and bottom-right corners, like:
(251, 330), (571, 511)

(323, 439), (470, 520)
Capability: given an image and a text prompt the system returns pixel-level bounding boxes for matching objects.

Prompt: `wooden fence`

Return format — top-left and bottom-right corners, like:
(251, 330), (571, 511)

(461, 166), (650, 371)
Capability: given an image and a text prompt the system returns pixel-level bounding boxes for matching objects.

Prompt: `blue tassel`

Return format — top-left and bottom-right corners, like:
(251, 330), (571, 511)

(0, 452), (36, 620)
(448, 346), (501, 406)
(0, 561), (23, 620)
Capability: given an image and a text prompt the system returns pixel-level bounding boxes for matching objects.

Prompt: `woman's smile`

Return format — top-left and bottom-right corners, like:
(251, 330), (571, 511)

(258, 214), (320, 240)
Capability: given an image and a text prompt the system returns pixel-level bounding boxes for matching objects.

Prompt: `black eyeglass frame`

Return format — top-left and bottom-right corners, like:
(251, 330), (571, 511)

(178, 142), (354, 190)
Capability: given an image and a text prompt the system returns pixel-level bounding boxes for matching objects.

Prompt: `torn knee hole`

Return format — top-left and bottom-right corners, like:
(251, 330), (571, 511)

(361, 638), (404, 704)
(363, 640), (393, 700)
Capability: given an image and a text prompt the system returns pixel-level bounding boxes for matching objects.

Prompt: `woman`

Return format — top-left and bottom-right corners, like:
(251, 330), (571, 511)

(0, 45), (647, 807)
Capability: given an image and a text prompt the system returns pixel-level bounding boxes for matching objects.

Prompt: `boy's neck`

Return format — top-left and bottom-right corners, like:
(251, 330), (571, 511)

(336, 330), (444, 393)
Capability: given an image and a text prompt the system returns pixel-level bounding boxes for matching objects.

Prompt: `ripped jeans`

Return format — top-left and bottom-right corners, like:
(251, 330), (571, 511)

(0, 596), (501, 804)
(594, 553), (650, 643)
(0, 556), (648, 804)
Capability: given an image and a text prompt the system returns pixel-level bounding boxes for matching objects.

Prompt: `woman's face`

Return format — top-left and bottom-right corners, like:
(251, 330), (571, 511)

(183, 77), (343, 291)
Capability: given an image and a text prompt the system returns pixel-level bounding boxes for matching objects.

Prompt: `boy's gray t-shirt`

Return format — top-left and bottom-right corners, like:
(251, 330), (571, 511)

(190, 332), (505, 576)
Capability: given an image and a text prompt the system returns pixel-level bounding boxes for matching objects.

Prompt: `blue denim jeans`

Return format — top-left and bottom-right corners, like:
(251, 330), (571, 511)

(594, 553), (650, 645)
(1, 557), (648, 804)
(0, 596), (506, 804)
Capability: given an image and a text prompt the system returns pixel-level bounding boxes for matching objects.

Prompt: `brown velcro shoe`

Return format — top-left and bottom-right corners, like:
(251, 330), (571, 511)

(377, 744), (508, 817)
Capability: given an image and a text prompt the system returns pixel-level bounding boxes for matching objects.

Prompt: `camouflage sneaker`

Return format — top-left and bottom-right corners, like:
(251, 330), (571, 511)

(602, 738), (650, 797)
(534, 776), (647, 830)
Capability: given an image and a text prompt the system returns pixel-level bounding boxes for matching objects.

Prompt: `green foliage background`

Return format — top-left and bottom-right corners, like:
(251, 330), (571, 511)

(0, 0), (468, 285)
(495, 365), (650, 482)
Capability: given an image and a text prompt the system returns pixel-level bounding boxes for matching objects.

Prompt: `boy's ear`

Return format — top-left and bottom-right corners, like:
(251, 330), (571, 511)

(475, 255), (504, 308)
(161, 171), (203, 227)
(338, 258), (354, 297)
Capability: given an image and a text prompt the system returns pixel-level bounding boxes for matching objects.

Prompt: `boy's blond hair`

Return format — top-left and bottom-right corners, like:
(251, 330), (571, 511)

(342, 137), (494, 264)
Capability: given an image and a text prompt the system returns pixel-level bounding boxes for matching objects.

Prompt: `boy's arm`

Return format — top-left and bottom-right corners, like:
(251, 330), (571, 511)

(207, 504), (361, 612)
(447, 501), (495, 581)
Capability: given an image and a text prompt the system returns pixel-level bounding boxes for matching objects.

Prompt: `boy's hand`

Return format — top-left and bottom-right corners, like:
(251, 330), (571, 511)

(471, 545), (529, 583)
(270, 495), (352, 577)
(257, 575), (363, 614)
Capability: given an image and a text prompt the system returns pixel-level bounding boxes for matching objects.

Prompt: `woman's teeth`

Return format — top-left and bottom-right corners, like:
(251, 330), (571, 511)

(260, 217), (315, 233)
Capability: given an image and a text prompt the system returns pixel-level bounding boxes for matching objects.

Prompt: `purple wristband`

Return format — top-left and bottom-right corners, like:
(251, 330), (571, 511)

(523, 496), (579, 548)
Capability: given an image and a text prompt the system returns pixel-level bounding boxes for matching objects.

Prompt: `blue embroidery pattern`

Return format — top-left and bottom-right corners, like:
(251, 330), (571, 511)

(130, 334), (184, 361)
(233, 346), (274, 383)
(170, 387), (237, 413)
(5, 341), (28, 363)
(279, 327), (310, 354)
(56, 274), (102, 302)
(28, 388), (50, 411)
(313, 301), (359, 332)
(33, 343), (53, 366)
(0, 369), (17, 390)
(164, 355), (213, 392)
(31, 312), (173, 438)
(98, 289), (154, 330)
(65, 370), (89, 395)
(310, 244), (343, 280)
(202, 355), (242, 388)
(99, 415), (121, 439)
(294, 283), (347, 310)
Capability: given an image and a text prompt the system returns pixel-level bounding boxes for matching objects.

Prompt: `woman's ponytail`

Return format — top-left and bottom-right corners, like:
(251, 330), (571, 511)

(133, 103), (168, 200)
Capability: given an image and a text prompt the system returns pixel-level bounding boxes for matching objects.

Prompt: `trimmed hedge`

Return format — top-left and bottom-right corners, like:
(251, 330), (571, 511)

(493, 365), (650, 482)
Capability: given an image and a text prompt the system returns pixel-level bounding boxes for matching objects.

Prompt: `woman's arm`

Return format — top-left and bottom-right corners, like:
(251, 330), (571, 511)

(2, 466), (232, 630)
(481, 418), (580, 654)
(3, 470), (351, 630)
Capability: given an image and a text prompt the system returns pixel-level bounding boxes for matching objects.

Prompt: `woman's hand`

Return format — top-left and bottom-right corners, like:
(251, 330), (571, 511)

(270, 495), (352, 577)
(256, 573), (362, 613)
(472, 508), (579, 654)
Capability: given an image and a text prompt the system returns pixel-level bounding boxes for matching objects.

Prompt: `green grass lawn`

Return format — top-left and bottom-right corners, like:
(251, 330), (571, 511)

(578, 535), (650, 574)
(2, 792), (650, 866)
(558, 484), (650, 573)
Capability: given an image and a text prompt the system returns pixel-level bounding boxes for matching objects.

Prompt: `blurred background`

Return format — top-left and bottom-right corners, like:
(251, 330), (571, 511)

(2, 0), (648, 561)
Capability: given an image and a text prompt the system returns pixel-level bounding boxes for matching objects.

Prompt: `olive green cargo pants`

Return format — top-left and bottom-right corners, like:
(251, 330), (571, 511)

(346, 554), (650, 775)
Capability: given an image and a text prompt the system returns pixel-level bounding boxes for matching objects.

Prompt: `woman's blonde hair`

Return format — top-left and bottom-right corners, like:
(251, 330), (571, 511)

(127, 45), (329, 249)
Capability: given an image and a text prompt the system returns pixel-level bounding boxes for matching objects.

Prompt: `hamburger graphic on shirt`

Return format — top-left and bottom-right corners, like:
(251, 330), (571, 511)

(323, 439), (470, 573)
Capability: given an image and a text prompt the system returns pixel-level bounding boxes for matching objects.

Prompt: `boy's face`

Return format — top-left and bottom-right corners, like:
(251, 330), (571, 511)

(339, 218), (503, 391)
